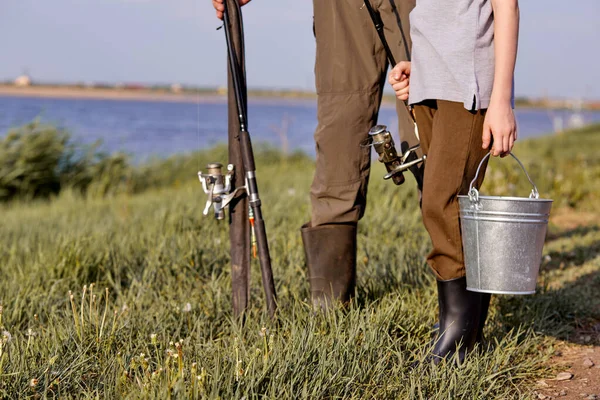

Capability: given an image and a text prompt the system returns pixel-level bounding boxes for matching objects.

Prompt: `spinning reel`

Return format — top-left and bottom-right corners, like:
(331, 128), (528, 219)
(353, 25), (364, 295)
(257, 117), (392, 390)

(198, 163), (245, 220)
(362, 125), (426, 185)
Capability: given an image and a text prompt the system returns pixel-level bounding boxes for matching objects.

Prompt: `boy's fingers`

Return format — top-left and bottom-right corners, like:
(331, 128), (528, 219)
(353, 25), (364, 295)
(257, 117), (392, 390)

(482, 125), (491, 150)
(398, 61), (411, 76)
(395, 90), (409, 100)
(396, 91), (408, 100)
(388, 70), (402, 85)
(492, 144), (501, 157)
(503, 134), (510, 153)
(391, 62), (410, 80)
(392, 81), (408, 91)
(394, 88), (409, 99)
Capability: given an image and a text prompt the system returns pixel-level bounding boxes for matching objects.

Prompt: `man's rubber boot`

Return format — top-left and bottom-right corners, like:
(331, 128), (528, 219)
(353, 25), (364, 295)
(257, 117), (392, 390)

(431, 277), (484, 364)
(301, 223), (357, 310)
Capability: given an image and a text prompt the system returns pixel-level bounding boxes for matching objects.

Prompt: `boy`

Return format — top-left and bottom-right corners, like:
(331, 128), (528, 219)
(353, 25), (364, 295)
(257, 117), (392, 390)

(389, 0), (519, 362)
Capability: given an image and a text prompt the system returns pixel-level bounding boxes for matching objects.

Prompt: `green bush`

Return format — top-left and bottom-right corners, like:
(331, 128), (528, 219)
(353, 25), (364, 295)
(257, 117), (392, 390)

(0, 121), (130, 202)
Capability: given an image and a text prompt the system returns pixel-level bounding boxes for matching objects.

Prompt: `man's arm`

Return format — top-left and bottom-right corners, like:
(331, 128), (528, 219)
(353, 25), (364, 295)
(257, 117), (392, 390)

(212, 0), (252, 20)
(482, 0), (520, 157)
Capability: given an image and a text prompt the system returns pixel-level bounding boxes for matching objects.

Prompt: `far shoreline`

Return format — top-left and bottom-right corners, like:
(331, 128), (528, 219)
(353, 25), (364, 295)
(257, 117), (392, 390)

(0, 85), (597, 111)
(0, 85), (318, 107)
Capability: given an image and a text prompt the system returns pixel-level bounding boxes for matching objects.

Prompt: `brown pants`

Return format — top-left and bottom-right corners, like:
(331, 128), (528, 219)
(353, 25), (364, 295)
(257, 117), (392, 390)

(414, 100), (490, 280)
(310, 0), (419, 227)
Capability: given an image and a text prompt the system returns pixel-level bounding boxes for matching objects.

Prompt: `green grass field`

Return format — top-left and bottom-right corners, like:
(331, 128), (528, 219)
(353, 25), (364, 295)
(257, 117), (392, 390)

(0, 124), (599, 399)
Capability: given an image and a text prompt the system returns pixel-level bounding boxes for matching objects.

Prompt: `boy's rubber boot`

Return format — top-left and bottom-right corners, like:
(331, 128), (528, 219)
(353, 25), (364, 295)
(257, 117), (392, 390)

(431, 294), (491, 345)
(475, 293), (492, 346)
(431, 277), (484, 364)
(301, 223), (357, 310)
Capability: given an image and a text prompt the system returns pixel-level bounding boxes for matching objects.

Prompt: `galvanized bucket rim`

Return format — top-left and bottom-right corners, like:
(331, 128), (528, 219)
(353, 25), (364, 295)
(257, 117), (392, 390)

(466, 287), (536, 295)
(458, 194), (553, 203)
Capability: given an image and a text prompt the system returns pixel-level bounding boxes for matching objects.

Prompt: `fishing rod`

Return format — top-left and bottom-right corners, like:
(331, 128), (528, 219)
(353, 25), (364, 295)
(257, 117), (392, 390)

(364, 0), (397, 67)
(198, 0), (277, 318)
(362, 0), (425, 186)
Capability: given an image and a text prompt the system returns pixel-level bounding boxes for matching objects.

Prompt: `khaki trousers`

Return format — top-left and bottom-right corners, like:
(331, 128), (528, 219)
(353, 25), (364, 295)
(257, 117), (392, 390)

(310, 0), (420, 227)
(414, 100), (490, 280)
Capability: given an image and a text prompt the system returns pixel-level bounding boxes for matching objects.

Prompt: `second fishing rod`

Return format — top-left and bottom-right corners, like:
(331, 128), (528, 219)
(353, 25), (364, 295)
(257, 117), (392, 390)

(222, 0), (277, 318)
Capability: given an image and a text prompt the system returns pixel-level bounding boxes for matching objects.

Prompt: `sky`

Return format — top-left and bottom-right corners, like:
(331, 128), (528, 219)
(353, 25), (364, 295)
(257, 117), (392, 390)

(1, 0), (599, 99)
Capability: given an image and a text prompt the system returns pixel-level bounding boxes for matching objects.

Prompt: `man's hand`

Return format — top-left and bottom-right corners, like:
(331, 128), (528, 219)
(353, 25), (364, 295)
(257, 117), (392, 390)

(482, 100), (517, 157)
(388, 61), (411, 101)
(212, 0), (251, 20)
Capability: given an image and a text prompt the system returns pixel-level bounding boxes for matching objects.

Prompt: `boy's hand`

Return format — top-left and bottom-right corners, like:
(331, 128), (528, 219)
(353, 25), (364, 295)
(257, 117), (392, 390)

(482, 100), (517, 157)
(212, 0), (251, 20)
(388, 61), (411, 101)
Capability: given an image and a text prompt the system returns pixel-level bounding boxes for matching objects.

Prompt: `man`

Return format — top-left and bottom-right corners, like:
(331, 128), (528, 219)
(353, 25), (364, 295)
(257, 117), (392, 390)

(211, 0), (423, 308)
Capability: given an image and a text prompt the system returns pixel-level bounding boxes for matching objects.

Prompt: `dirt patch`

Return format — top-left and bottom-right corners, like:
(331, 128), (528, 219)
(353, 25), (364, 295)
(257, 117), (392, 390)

(533, 209), (600, 399)
(535, 334), (600, 399)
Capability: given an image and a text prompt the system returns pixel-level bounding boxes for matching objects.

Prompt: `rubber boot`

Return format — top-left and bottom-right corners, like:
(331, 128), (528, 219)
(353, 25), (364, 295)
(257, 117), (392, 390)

(301, 223), (357, 310)
(431, 277), (484, 364)
(432, 294), (491, 344)
(475, 293), (492, 346)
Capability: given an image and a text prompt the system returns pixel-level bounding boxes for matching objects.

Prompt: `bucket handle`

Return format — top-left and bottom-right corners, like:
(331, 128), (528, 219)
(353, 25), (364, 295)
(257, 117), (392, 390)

(468, 152), (539, 202)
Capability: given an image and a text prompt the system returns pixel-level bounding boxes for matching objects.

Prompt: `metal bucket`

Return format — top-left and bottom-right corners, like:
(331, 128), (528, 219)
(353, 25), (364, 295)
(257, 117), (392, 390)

(458, 153), (553, 295)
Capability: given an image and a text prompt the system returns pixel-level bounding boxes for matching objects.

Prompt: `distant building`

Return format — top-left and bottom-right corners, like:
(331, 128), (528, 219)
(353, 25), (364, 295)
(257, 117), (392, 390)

(171, 83), (183, 93)
(14, 75), (31, 87)
(124, 83), (144, 90)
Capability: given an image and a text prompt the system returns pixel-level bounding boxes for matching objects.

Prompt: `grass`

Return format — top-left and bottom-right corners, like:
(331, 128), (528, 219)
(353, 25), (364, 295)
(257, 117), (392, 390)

(0, 124), (599, 398)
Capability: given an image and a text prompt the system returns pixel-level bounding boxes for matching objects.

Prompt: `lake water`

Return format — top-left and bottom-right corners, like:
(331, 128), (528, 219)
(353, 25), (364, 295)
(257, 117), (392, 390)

(0, 95), (597, 162)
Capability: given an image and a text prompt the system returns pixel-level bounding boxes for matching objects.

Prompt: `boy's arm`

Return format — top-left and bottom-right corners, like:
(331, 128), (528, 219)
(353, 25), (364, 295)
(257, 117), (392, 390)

(483, 0), (520, 157)
(212, 0), (252, 20)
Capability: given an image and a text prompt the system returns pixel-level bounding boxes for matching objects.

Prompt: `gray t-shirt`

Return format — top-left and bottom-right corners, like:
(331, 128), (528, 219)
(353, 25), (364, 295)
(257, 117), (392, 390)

(408, 0), (506, 110)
